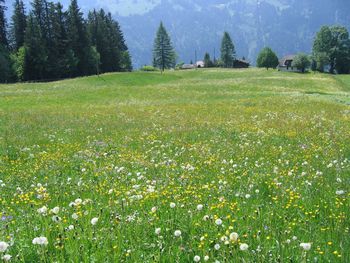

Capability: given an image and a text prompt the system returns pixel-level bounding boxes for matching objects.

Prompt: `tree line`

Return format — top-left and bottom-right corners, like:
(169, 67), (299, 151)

(256, 25), (350, 74)
(152, 22), (350, 74)
(152, 23), (242, 71)
(0, 0), (132, 83)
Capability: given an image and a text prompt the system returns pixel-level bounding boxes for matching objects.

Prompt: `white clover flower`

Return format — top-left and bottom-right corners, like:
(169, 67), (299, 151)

(286, 239), (291, 244)
(245, 194), (251, 199)
(300, 243), (311, 251)
(203, 215), (209, 221)
(204, 255), (209, 261)
(215, 218), (222, 226)
(2, 254), (12, 262)
(229, 232), (239, 242)
(37, 206), (48, 215)
(50, 206), (60, 214)
(91, 217), (99, 225)
(68, 225), (74, 230)
(193, 255), (201, 262)
(151, 207), (157, 213)
(292, 236), (297, 241)
(170, 202), (176, 208)
(174, 230), (182, 237)
(74, 198), (83, 205)
(72, 213), (79, 220)
(197, 204), (203, 211)
(32, 237), (48, 246)
(155, 228), (161, 235)
(52, 215), (61, 223)
(336, 190), (345, 195)
(214, 243), (220, 250)
(240, 243), (249, 251)
(0, 241), (9, 252)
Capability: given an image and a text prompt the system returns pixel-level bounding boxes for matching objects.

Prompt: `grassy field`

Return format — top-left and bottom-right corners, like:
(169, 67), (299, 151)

(0, 68), (349, 262)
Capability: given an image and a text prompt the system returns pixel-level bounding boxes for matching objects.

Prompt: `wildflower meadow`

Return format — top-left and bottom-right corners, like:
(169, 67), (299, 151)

(0, 69), (349, 262)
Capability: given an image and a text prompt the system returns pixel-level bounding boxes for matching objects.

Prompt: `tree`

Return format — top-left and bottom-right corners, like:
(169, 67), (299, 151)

(0, 0), (7, 47)
(311, 58), (317, 73)
(313, 25), (350, 74)
(220, 32), (235, 68)
(11, 45), (28, 81)
(292, 53), (311, 73)
(0, 44), (12, 82)
(256, 47), (279, 70)
(153, 22), (176, 72)
(204, 52), (213, 68)
(11, 0), (27, 50)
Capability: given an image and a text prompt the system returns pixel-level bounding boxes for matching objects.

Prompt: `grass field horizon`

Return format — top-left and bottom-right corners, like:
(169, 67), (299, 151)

(0, 68), (349, 262)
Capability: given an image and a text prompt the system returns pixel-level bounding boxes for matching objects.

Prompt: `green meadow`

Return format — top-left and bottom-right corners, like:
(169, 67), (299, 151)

(0, 68), (349, 262)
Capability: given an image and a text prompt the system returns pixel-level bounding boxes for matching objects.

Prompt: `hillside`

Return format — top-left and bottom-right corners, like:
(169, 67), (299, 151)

(0, 69), (349, 261)
(5, 0), (350, 67)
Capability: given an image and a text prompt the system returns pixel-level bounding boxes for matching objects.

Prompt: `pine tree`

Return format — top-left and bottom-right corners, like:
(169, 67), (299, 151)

(0, 0), (8, 47)
(220, 32), (236, 68)
(67, 0), (94, 76)
(153, 22), (176, 72)
(204, 52), (213, 68)
(11, 0), (27, 50)
(256, 47), (279, 70)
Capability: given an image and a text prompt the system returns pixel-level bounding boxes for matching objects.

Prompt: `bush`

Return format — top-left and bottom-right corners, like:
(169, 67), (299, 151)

(140, 65), (159, 72)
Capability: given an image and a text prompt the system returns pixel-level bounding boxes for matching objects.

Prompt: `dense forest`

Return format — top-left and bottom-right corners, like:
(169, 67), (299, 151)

(0, 0), (132, 83)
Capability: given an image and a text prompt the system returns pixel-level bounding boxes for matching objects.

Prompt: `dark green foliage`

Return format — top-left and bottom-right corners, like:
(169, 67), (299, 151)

(0, 44), (12, 82)
(313, 25), (350, 74)
(153, 22), (176, 71)
(204, 52), (213, 68)
(11, 0), (27, 50)
(0, 0), (7, 47)
(311, 59), (317, 72)
(220, 32), (236, 68)
(292, 53), (311, 73)
(256, 47), (279, 70)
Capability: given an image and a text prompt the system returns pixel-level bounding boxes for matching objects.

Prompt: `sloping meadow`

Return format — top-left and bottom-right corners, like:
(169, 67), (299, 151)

(0, 69), (349, 262)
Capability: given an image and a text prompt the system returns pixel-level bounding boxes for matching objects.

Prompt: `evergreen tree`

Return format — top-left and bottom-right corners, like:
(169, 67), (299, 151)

(0, 0), (7, 47)
(23, 13), (48, 80)
(256, 47), (279, 70)
(67, 0), (95, 76)
(204, 52), (213, 68)
(153, 22), (176, 72)
(0, 44), (12, 82)
(220, 32), (235, 68)
(11, 0), (27, 50)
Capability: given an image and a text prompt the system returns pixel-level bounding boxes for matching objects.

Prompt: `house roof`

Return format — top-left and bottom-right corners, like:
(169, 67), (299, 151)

(279, 55), (296, 66)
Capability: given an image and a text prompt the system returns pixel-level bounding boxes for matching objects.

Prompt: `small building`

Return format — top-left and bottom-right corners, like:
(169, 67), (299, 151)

(196, 61), (205, 68)
(181, 64), (196, 70)
(278, 55), (301, 72)
(233, 59), (250, 68)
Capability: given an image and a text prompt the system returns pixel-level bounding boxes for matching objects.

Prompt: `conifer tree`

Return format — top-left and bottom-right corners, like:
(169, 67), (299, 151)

(11, 0), (27, 50)
(153, 22), (176, 72)
(0, 0), (7, 47)
(220, 32), (236, 68)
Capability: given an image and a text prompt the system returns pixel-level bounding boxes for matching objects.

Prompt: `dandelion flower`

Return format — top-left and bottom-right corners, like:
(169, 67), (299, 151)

(193, 255), (201, 262)
(32, 237), (48, 246)
(215, 219), (222, 226)
(300, 243), (311, 251)
(155, 228), (161, 235)
(37, 206), (48, 215)
(50, 207), (60, 214)
(214, 244), (220, 250)
(336, 190), (345, 195)
(0, 241), (9, 252)
(170, 202), (176, 208)
(151, 207), (157, 213)
(174, 230), (182, 237)
(240, 243), (249, 251)
(197, 204), (203, 211)
(2, 255), (12, 262)
(204, 255), (209, 261)
(91, 217), (99, 225)
(229, 232), (239, 242)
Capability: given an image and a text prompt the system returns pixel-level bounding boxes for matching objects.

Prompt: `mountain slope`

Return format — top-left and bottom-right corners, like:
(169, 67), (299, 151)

(5, 0), (350, 67)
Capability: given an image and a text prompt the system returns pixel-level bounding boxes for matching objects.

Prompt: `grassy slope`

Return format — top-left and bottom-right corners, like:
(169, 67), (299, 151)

(0, 69), (349, 262)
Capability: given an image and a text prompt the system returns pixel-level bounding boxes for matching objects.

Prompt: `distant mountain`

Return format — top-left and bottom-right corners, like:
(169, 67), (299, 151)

(5, 0), (350, 68)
